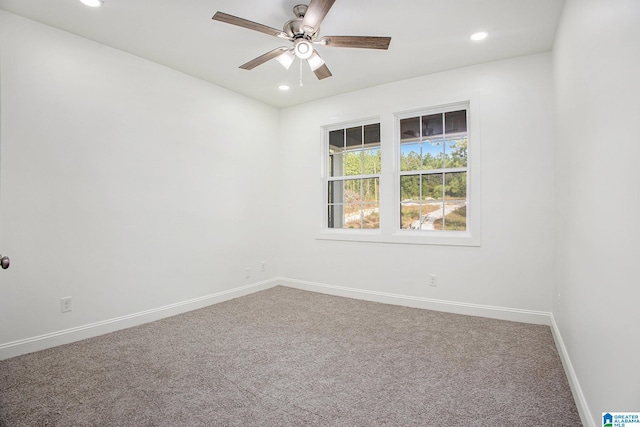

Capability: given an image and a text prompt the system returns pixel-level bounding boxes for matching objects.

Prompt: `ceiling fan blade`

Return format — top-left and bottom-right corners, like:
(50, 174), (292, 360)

(212, 12), (290, 39)
(302, 0), (336, 33)
(313, 63), (333, 80)
(239, 47), (290, 70)
(317, 36), (391, 50)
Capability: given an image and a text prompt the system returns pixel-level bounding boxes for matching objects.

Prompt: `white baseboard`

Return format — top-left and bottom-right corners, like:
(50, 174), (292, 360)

(0, 279), (278, 360)
(278, 277), (552, 325)
(278, 278), (594, 426)
(550, 314), (596, 427)
(2, 276), (591, 426)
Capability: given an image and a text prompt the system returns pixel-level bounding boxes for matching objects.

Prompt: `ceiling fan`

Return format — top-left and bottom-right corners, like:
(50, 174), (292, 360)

(212, 0), (391, 80)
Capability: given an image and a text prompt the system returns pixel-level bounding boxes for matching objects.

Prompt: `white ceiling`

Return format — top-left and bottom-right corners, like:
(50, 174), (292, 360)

(0, 0), (566, 109)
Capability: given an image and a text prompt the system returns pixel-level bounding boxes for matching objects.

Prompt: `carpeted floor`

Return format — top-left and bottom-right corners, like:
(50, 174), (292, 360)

(0, 286), (581, 426)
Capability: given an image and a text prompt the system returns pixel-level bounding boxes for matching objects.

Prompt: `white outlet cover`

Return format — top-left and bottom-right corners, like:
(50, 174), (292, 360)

(61, 297), (72, 313)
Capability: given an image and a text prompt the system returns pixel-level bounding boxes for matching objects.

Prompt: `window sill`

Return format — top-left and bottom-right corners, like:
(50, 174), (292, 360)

(316, 229), (481, 247)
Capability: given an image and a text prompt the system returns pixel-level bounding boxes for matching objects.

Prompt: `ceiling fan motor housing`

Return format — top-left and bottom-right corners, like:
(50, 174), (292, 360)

(283, 19), (317, 40)
(284, 4), (317, 40)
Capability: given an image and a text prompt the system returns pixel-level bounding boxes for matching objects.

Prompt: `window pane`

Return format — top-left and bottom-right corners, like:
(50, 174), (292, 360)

(445, 110), (467, 134)
(400, 142), (421, 171)
(329, 129), (344, 150)
(362, 203), (380, 229)
(442, 204), (467, 231)
(444, 137), (468, 168)
(444, 172), (466, 200)
(328, 180), (343, 204)
(365, 123), (381, 174)
(345, 126), (362, 148)
(344, 204), (362, 228)
(420, 202), (444, 231)
(344, 149), (363, 176)
(400, 175), (420, 201)
(343, 178), (361, 202)
(443, 172), (467, 231)
(364, 123), (381, 145)
(327, 204), (343, 229)
(329, 152), (345, 177)
(422, 173), (444, 201)
(361, 178), (380, 203)
(329, 129), (345, 177)
(400, 202), (421, 229)
(400, 117), (420, 142)
(400, 202), (443, 230)
(422, 139), (444, 170)
(329, 179), (365, 204)
(330, 202), (373, 229)
(363, 147), (381, 174)
(422, 113), (443, 137)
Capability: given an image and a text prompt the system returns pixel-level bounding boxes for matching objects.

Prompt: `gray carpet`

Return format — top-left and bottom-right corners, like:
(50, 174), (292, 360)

(0, 286), (581, 426)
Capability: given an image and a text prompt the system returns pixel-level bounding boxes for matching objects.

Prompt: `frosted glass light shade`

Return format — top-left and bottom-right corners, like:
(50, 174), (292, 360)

(307, 51), (325, 71)
(276, 49), (295, 70)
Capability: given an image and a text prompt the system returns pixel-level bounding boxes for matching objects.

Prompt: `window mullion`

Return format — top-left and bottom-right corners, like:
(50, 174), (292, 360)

(327, 173), (378, 181)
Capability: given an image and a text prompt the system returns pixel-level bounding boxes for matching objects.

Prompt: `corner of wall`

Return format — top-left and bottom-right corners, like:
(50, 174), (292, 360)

(549, 314), (596, 427)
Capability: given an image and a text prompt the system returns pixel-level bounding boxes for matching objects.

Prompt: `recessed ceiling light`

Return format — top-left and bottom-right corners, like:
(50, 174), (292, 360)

(470, 31), (488, 41)
(80, 0), (104, 7)
(278, 84), (290, 91)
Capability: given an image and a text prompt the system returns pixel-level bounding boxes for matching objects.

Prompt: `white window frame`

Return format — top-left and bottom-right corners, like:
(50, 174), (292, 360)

(321, 117), (383, 236)
(318, 101), (481, 247)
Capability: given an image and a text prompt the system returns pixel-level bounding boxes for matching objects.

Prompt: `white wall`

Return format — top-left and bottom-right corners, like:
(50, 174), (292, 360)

(5, 5), (636, 424)
(0, 11), (280, 347)
(278, 53), (556, 314)
(553, 0), (640, 424)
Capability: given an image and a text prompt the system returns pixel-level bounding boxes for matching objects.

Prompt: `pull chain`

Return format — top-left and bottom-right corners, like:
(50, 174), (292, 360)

(299, 58), (304, 87)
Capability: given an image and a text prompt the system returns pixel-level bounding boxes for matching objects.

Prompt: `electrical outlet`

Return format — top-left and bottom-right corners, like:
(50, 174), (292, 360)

(61, 297), (72, 313)
(261, 262), (266, 272)
(245, 268), (250, 278)
(429, 274), (438, 287)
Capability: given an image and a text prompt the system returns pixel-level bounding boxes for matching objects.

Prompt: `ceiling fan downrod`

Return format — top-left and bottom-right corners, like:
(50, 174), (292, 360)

(293, 4), (308, 19)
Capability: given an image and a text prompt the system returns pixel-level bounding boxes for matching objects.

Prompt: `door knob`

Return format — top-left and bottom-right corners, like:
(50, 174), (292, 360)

(0, 255), (9, 270)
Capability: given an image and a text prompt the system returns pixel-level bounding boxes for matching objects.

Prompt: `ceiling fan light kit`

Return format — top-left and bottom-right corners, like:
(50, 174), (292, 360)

(294, 39), (314, 59)
(212, 0), (391, 81)
(307, 51), (325, 71)
(275, 49), (296, 70)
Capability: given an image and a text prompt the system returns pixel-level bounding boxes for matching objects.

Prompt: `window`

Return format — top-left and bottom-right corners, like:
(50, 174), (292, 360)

(327, 122), (381, 229)
(321, 102), (478, 246)
(398, 107), (468, 232)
